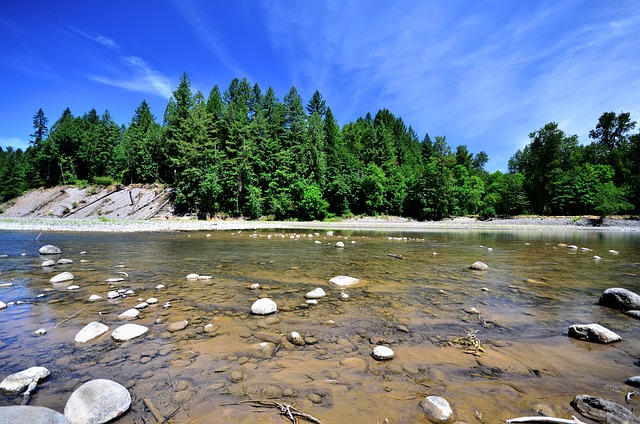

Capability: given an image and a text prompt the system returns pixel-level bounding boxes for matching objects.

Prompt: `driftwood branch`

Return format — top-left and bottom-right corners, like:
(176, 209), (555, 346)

(242, 400), (323, 424)
(506, 416), (587, 424)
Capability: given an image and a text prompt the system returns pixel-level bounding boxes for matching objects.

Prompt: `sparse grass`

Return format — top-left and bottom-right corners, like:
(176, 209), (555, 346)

(98, 216), (110, 223)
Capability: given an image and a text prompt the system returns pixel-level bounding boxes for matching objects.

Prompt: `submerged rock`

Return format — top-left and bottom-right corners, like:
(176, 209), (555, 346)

(166, 320), (188, 332)
(57, 258), (73, 265)
(75, 322), (109, 343)
(571, 394), (639, 424)
(39, 245), (61, 255)
(50, 272), (74, 283)
(41, 259), (56, 267)
(251, 298), (277, 315)
(64, 379), (131, 424)
(0, 366), (50, 394)
(420, 395), (454, 423)
(469, 261), (489, 271)
(0, 406), (69, 423)
(599, 287), (640, 311)
(111, 324), (148, 341)
(568, 323), (621, 344)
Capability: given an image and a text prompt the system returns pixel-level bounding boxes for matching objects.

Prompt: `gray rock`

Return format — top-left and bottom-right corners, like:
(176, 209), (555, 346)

(305, 288), (326, 299)
(571, 394), (640, 424)
(469, 261), (489, 271)
(599, 287), (640, 311)
(39, 245), (61, 255)
(420, 395), (454, 423)
(568, 324), (621, 344)
(329, 275), (360, 287)
(251, 298), (277, 315)
(0, 366), (50, 394)
(0, 405), (70, 423)
(372, 345), (395, 360)
(111, 324), (148, 341)
(50, 272), (74, 284)
(64, 379), (131, 424)
(74, 322), (109, 343)
(626, 376), (640, 388)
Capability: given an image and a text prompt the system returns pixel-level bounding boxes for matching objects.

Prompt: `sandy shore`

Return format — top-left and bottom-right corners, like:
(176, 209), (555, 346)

(0, 216), (638, 233)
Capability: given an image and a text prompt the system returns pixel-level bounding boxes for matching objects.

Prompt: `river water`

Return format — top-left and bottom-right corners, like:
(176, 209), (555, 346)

(0, 228), (639, 423)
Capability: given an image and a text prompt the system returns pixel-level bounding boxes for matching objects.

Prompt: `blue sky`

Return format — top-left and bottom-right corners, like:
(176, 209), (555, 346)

(1, 1), (639, 171)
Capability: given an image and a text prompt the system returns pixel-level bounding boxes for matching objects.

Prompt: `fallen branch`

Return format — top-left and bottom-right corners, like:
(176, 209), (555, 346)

(143, 398), (165, 423)
(242, 400), (323, 424)
(53, 308), (84, 329)
(506, 416), (587, 424)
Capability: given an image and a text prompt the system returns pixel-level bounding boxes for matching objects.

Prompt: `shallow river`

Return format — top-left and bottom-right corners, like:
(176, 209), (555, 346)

(0, 228), (639, 423)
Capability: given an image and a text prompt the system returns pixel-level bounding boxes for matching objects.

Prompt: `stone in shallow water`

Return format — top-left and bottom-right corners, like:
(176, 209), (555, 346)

(111, 324), (148, 341)
(329, 275), (360, 287)
(305, 288), (326, 299)
(106, 277), (124, 283)
(372, 345), (395, 360)
(420, 395), (454, 423)
(166, 320), (188, 332)
(88, 294), (102, 301)
(118, 309), (139, 320)
(571, 394), (638, 424)
(57, 258), (73, 265)
(64, 379), (131, 424)
(335, 241), (345, 248)
(50, 272), (74, 283)
(469, 261), (489, 271)
(41, 259), (56, 267)
(599, 287), (640, 311)
(75, 322), (109, 343)
(626, 376), (640, 388)
(251, 298), (277, 315)
(186, 273), (199, 280)
(0, 406), (69, 423)
(39, 245), (61, 255)
(0, 366), (50, 394)
(568, 323), (621, 344)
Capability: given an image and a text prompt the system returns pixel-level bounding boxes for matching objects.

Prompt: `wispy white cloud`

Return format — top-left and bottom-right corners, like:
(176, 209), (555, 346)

(0, 137), (29, 150)
(67, 25), (119, 49)
(261, 0), (640, 170)
(90, 56), (173, 99)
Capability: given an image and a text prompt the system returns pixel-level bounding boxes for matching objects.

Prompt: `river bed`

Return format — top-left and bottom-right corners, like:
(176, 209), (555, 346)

(0, 229), (639, 423)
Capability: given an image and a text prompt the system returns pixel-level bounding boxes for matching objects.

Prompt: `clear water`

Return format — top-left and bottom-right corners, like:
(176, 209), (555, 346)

(0, 229), (639, 422)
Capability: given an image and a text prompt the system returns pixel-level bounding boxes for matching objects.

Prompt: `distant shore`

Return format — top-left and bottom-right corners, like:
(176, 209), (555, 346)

(0, 216), (638, 233)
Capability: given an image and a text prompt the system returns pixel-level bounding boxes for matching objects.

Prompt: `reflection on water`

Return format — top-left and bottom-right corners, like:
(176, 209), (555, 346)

(0, 229), (639, 422)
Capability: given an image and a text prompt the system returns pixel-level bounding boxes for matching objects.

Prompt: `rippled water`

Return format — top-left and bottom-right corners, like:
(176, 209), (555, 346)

(0, 228), (639, 423)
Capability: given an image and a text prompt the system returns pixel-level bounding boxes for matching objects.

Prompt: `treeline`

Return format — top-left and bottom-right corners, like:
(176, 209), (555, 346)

(1, 73), (638, 220)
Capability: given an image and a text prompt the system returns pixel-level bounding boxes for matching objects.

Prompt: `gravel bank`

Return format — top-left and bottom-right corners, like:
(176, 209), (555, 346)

(0, 216), (638, 233)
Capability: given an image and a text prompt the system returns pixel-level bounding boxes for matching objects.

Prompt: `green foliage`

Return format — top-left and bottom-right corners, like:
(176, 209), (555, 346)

(592, 182), (633, 221)
(93, 176), (118, 186)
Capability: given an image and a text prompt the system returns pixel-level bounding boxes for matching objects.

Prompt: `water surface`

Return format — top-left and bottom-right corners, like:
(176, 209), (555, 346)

(0, 229), (639, 422)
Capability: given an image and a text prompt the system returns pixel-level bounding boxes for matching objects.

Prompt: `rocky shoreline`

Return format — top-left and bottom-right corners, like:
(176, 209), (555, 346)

(0, 215), (638, 233)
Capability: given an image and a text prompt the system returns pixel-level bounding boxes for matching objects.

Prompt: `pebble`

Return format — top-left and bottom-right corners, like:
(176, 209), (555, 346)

(329, 275), (360, 287)
(306, 299), (318, 305)
(186, 274), (199, 280)
(34, 328), (47, 336)
(67, 285), (80, 290)
(107, 291), (120, 299)
(289, 331), (305, 346)
(88, 294), (102, 301)
(134, 302), (148, 309)
(335, 241), (345, 248)
(106, 278), (124, 283)
(420, 395), (454, 422)
(156, 284), (165, 290)
(305, 288), (326, 299)
(251, 298), (277, 315)
(372, 345), (395, 360)
(166, 320), (189, 332)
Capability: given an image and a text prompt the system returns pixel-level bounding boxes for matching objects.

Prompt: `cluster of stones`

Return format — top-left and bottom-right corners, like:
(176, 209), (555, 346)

(0, 368), (131, 424)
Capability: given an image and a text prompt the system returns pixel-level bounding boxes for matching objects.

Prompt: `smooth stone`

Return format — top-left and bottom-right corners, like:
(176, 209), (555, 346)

(329, 275), (360, 287)
(146, 297), (158, 304)
(186, 273), (199, 280)
(624, 310), (640, 319)
(67, 285), (80, 290)
(34, 328), (47, 335)
(64, 379), (131, 424)
(599, 287), (640, 311)
(106, 278), (124, 283)
(166, 320), (188, 332)
(567, 245), (578, 249)
(372, 345), (395, 360)
(57, 258), (73, 265)
(305, 288), (326, 299)
(248, 283), (260, 290)
(469, 261), (489, 271)
(0, 282), (12, 287)
(39, 245), (61, 255)
(118, 309), (139, 320)
(156, 284), (165, 289)
(50, 272), (74, 283)
(623, 376), (640, 390)
(88, 294), (102, 301)
(571, 394), (639, 424)
(335, 241), (345, 248)
(203, 324), (217, 333)
(0, 301), (6, 310)
(0, 406), (69, 423)
(197, 275), (212, 280)
(134, 302), (148, 309)
(420, 395), (454, 423)
(41, 259), (56, 267)
(568, 323), (621, 344)
(0, 366), (50, 394)
(111, 324), (148, 341)
(75, 322), (109, 343)
(251, 298), (277, 315)
(289, 331), (305, 346)
(609, 250), (619, 254)
(107, 291), (120, 299)
(305, 299), (318, 305)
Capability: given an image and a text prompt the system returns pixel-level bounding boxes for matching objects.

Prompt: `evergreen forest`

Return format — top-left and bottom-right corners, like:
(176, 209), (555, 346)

(1, 73), (638, 221)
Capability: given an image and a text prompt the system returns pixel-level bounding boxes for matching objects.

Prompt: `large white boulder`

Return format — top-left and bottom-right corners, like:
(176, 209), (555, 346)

(64, 379), (131, 424)
(74, 322), (109, 343)
(50, 272), (74, 283)
(39, 245), (62, 255)
(251, 298), (277, 315)
(111, 324), (148, 341)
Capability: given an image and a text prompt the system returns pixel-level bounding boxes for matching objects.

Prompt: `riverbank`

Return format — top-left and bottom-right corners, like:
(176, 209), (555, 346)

(0, 215), (638, 233)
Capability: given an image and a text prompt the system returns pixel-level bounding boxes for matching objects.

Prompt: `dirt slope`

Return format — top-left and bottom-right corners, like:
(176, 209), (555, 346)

(0, 185), (174, 219)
